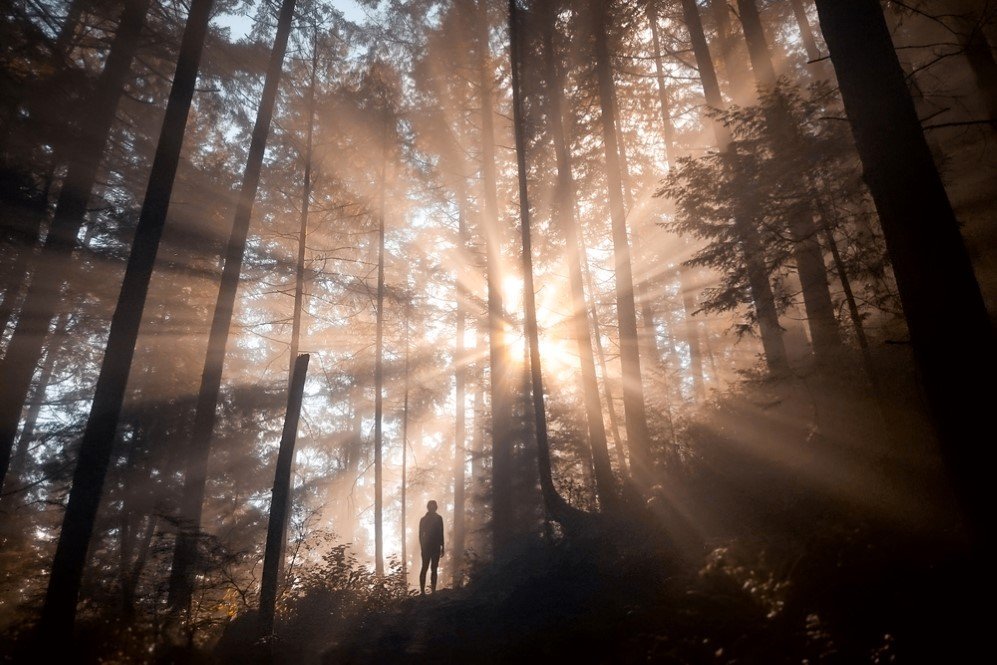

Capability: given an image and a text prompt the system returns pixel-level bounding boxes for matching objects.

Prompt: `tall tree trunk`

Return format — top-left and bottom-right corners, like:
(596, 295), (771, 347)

(0, 0), (151, 493)
(580, 240), (626, 472)
(452, 199), (467, 585)
(789, 0), (821, 63)
(682, 0), (788, 373)
(540, 1), (617, 506)
(592, 0), (654, 486)
(647, 0), (676, 167)
(648, 0), (706, 400)
(372, 109), (388, 578)
(289, 32), (317, 383)
(401, 303), (410, 581)
(167, 0), (298, 612)
(679, 267), (706, 400)
(737, 0), (843, 363)
(509, 0), (571, 522)
(475, 0), (514, 555)
(707, 0), (752, 103)
(37, 0), (215, 640)
(278, 31), (317, 585)
(259, 354), (309, 642)
(121, 514), (157, 620)
(814, 0), (994, 550)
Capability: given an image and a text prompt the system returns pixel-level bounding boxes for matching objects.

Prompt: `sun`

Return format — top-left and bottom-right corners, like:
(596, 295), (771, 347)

(500, 274), (579, 384)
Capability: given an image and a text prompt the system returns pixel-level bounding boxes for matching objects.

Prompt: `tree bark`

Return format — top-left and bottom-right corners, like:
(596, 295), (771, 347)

(814, 0), (995, 549)
(259, 354), (309, 642)
(592, 0), (654, 486)
(509, 0), (572, 522)
(373, 103), (388, 578)
(682, 0), (787, 372)
(167, 0), (298, 612)
(540, 1), (617, 506)
(736, 0), (843, 363)
(452, 199), (467, 584)
(475, 0), (514, 555)
(37, 0), (215, 640)
(789, 0), (821, 63)
(0, 0), (151, 493)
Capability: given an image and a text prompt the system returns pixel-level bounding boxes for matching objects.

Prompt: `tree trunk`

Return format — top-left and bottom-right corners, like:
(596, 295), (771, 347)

(580, 240), (627, 472)
(509, 0), (572, 522)
(0, 0), (151, 493)
(814, 0), (994, 550)
(452, 200), (467, 585)
(540, 1), (617, 506)
(789, 0), (821, 63)
(707, 0), (752, 103)
(279, 30), (317, 584)
(592, 0), (654, 486)
(373, 107), (388, 578)
(259, 354), (309, 642)
(475, 0), (514, 555)
(167, 0), (298, 612)
(37, 0), (215, 640)
(683, 0), (788, 373)
(401, 304), (410, 581)
(647, 0), (677, 168)
(736, 0), (842, 363)
(289, 32), (317, 383)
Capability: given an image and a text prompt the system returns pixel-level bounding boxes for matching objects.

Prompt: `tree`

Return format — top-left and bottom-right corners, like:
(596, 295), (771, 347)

(813, 0), (994, 550)
(168, 0), (299, 614)
(590, 0), (654, 485)
(36, 0), (217, 640)
(0, 0), (152, 493)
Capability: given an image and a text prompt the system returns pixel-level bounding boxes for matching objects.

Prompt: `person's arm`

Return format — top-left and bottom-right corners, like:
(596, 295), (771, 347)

(439, 516), (445, 555)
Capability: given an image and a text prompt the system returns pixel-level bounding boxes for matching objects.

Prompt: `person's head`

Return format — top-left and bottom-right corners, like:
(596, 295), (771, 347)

(426, 500), (438, 513)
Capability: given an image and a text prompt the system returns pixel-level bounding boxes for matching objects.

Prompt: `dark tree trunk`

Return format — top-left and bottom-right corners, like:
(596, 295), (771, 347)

(373, 108), (388, 578)
(289, 32), (317, 382)
(167, 0), (298, 612)
(259, 354), (309, 642)
(736, 0), (843, 363)
(647, 0), (676, 167)
(509, 0), (572, 522)
(0, 0), (151, 493)
(581, 241), (627, 472)
(592, 0), (654, 486)
(37, 0), (215, 640)
(452, 200), (467, 584)
(401, 304), (410, 580)
(540, 1), (617, 506)
(707, 0), (752, 102)
(475, 0), (514, 555)
(682, 0), (788, 372)
(789, 0), (821, 63)
(814, 0), (994, 549)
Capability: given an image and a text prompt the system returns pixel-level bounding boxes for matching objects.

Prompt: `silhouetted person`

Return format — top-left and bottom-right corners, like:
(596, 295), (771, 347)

(419, 500), (444, 594)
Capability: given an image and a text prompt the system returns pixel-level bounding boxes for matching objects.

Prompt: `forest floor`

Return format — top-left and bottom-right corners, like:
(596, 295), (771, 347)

(209, 355), (982, 665)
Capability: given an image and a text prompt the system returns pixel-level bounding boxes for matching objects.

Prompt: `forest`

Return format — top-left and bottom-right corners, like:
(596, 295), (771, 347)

(0, 0), (994, 662)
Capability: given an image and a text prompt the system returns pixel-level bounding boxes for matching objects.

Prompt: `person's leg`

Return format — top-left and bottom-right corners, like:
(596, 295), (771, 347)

(419, 551), (430, 594)
(430, 551), (440, 591)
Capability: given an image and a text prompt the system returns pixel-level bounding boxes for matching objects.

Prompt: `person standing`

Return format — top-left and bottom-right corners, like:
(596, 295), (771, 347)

(418, 500), (444, 594)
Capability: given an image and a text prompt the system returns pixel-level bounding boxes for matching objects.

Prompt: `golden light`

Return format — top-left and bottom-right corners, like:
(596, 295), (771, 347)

(500, 273), (579, 385)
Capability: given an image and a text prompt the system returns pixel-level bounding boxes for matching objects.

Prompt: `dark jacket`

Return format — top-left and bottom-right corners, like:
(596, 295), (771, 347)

(419, 512), (444, 553)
